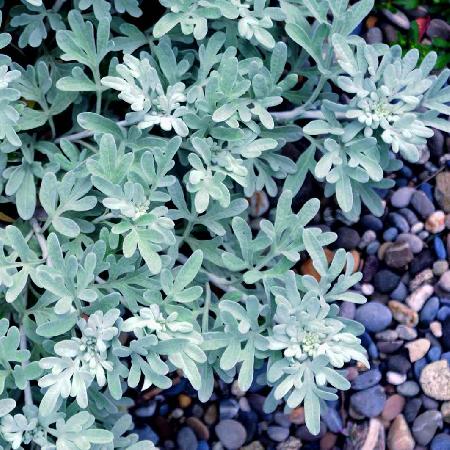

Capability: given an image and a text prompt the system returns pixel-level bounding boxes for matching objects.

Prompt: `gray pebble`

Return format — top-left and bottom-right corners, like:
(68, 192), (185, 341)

(412, 411), (443, 446)
(391, 187), (415, 208)
(215, 420), (247, 449)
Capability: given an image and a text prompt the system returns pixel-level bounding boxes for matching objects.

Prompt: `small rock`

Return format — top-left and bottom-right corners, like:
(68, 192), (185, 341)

(178, 394), (192, 408)
(388, 355), (411, 375)
(426, 18), (450, 40)
(384, 241), (414, 268)
(433, 260), (449, 276)
(177, 427), (198, 450)
(425, 211), (445, 234)
(387, 415), (415, 450)
(249, 191), (269, 217)
(383, 23), (399, 42)
(430, 321), (442, 338)
(355, 302), (392, 333)
(386, 371), (407, 385)
(412, 411), (443, 446)
(396, 325), (417, 340)
(440, 402), (450, 423)
(420, 361), (450, 400)
(405, 339), (431, 363)
(439, 271), (450, 293)
(350, 385), (386, 418)
(187, 417), (210, 440)
(276, 437), (302, 450)
(404, 398), (422, 423)
(443, 317), (450, 350)
(391, 187), (415, 208)
(267, 426), (289, 443)
(397, 381), (420, 398)
(374, 270), (400, 293)
(382, 9), (411, 29)
(405, 284), (434, 311)
(431, 433), (450, 450)
(351, 369), (382, 391)
(388, 301), (419, 327)
(435, 172), (450, 213)
(382, 394), (405, 422)
(409, 269), (434, 290)
(215, 420), (247, 450)
(365, 27), (383, 44)
(411, 191), (435, 219)
(396, 233), (423, 254)
(420, 297), (440, 323)
(335, 227), (360, 250)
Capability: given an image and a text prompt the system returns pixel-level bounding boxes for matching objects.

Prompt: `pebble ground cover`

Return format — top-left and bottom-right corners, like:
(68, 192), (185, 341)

(0, 1), (449, 450)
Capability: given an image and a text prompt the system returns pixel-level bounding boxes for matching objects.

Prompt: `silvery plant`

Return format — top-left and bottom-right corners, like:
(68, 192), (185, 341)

(0, 0), (448, 446)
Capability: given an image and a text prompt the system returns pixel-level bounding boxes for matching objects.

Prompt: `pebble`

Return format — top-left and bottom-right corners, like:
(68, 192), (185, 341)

(430, 321), (443, 338)
(411, 191), (435, 219)
(397, 381), (420, 397)
(382, 9), (411, 29)
(431, 433), (450, 450)
(215, 420), (247, 450)
(441, 402), (450, 423)
(412, 411), (443, 446)
(420, 360), (450, 400)
(426, 18), (450, 40)
(374, 270), (400, 293)
(426, 211), (446, 234)
(404, 398), (422, 423)
(405, 338), (430, 363)
(396, 233), (423, 254)
(177, 427), (199, 450)
(438, 271), (450, 293)
(433, 260), (449, 276)
(388, 301), (419, 327)
(335, 227), (360, 250)
(267, 426), (289, 442)
(382, 394), (405, 421)
(276, 437), (302, 450)
(389, 212), (410, 233)
(350, 385), (386, 418)
(388, 355), (411, 375)
(443, 317), (450, 350)
(384, 241), (414, 268)
(365, 26), (383, 44)
(391, 187), (415, 208)
(351, 368), (382, 391)
(386, 371), (407, 385)
(187, 417), (210, 440)
(420, 297), (440, 323)
(387, 415), (415, 450)
(396, 325), (417, 341)
(391, 282), (408, 301)
(355, 302), (392, 333)
(435, 172), (450, 213)
(406, 284), (434, 311)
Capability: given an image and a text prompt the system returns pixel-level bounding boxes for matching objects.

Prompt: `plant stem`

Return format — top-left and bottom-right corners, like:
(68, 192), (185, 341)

(31, 218), (48, 261)
(55, 118), (137, 144)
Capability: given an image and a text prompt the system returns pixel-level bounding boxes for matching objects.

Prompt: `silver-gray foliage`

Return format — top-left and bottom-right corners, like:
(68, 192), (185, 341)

(0, 0), (448, 446)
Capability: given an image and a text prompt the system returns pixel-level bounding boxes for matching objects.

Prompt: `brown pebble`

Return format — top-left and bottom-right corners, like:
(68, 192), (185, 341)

(187, 416), (210, 440)
(382, 394), (405, 422)
(388, 301), (418, 327)
(320, 432), (337, 450)
(289, 407), (305, 425)
(300, 249), (334, 281)
(387, 415), (415, 450)
(178, 393), (192, 408)
(204, 404), (218, 425)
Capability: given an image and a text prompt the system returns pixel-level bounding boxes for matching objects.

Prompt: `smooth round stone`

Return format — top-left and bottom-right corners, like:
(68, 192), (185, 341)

(397, 381), (420, 397)
(387, 372), (407, 385)
(220, 399), (239, 419)
(389, 212), (410, 233)
(366, 241), (380, 255)
(420, 297), (440, 323)
(428, 346), (442, 362)
(322, 407), (343, 433)
(388, 355), (411, 375)
(396, 325), (417, 341)
(439, 271), (450, 293)
(396, 233), (423, 254)
(405, 338), (430, 362)
(434, 237), (447, 260)
(365, 26), (383, 44)
(404, 398), (422, 423)
(442, 317), (450, 350)
(431, 433), (450, 450)
(412, 411), (443, 446)
(414, 358), (428, 379)
(433, 260), (449, 276)
(362, 215), (383, 231)
(391, 187), (415, 208)
(387, 414), (415, 450)
(339, 301), (356, 320)
(384, 227), (399, 242)
(351, 369), (382, 391)
(391, 282), (408, 301)
(411, 191), (436, 219)
(355, 302), (392, 333)
(420, 361), (450, 400)
(350, 385), (386, 418)
(398, 208), (419, 226)
(267, 426), (289, 442)
(382, 394), (406, 421)
(438, 306), (450, 321)
(215, 420), (247, 449)
(374, 270), (400, 293)
(177, 427), (198, 450)
(427, 18), (450, 40)
(335, 227), (360, 250)
(382, 8), (410, 29)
